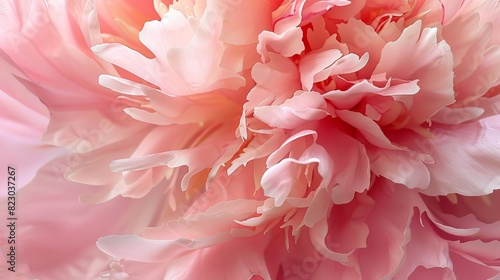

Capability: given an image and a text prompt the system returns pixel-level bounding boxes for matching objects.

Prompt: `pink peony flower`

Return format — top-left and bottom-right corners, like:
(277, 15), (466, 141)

(1, 0), (500, 279)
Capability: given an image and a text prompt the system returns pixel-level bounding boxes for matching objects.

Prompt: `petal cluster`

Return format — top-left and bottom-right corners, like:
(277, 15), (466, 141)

(1, 0), (500, 279)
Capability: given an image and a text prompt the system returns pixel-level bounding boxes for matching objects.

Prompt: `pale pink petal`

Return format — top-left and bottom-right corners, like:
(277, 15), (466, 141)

(440, 0), (466, 24)
(336, 110), (401, 150)
(336, 18), (387, 78)
(431, 106), (485, 125)
(407, 267), (454, 280)
(454, 46), (500, 104)
(254, 91), (329, 129)
(244, 52), (300, 114)
(374, 21), (455, 125)
(407, 117), (500, 196)
(97, 199), (263, 262)
(138, 9), (196, 61)
(256, 28), (305, 61)
(299, 49), (343, 91)
(324, 78), (420, 110)
(159, 238), (273, 280)
(165, 11), (245, 92)
(299, 49), (368, 92)
(228, 133), (285, 175)
(368, 148), (431, 189)
(0, 157), (164, 279)
(443, 1), (500, 105)
(266, 130), (318, 167)
(0, 51), (62, 192)
(207, 0), (277, 45)
(99, 75), (241, 125)
(110, 140), (237, 191)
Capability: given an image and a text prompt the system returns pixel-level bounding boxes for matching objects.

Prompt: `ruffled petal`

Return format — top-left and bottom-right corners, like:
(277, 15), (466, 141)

(374, 21), (455, 125)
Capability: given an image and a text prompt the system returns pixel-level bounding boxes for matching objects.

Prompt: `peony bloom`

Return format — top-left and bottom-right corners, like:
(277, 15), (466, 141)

(1, 0), (500, 279)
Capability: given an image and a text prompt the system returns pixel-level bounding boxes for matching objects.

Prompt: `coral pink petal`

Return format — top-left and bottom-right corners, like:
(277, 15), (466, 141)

(368, 148), (431, 189)
(320, 130), (371, 203)
(393, 213), (452, 280)
(139, 9), (195, 61)
(254, 91), (329, 129)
